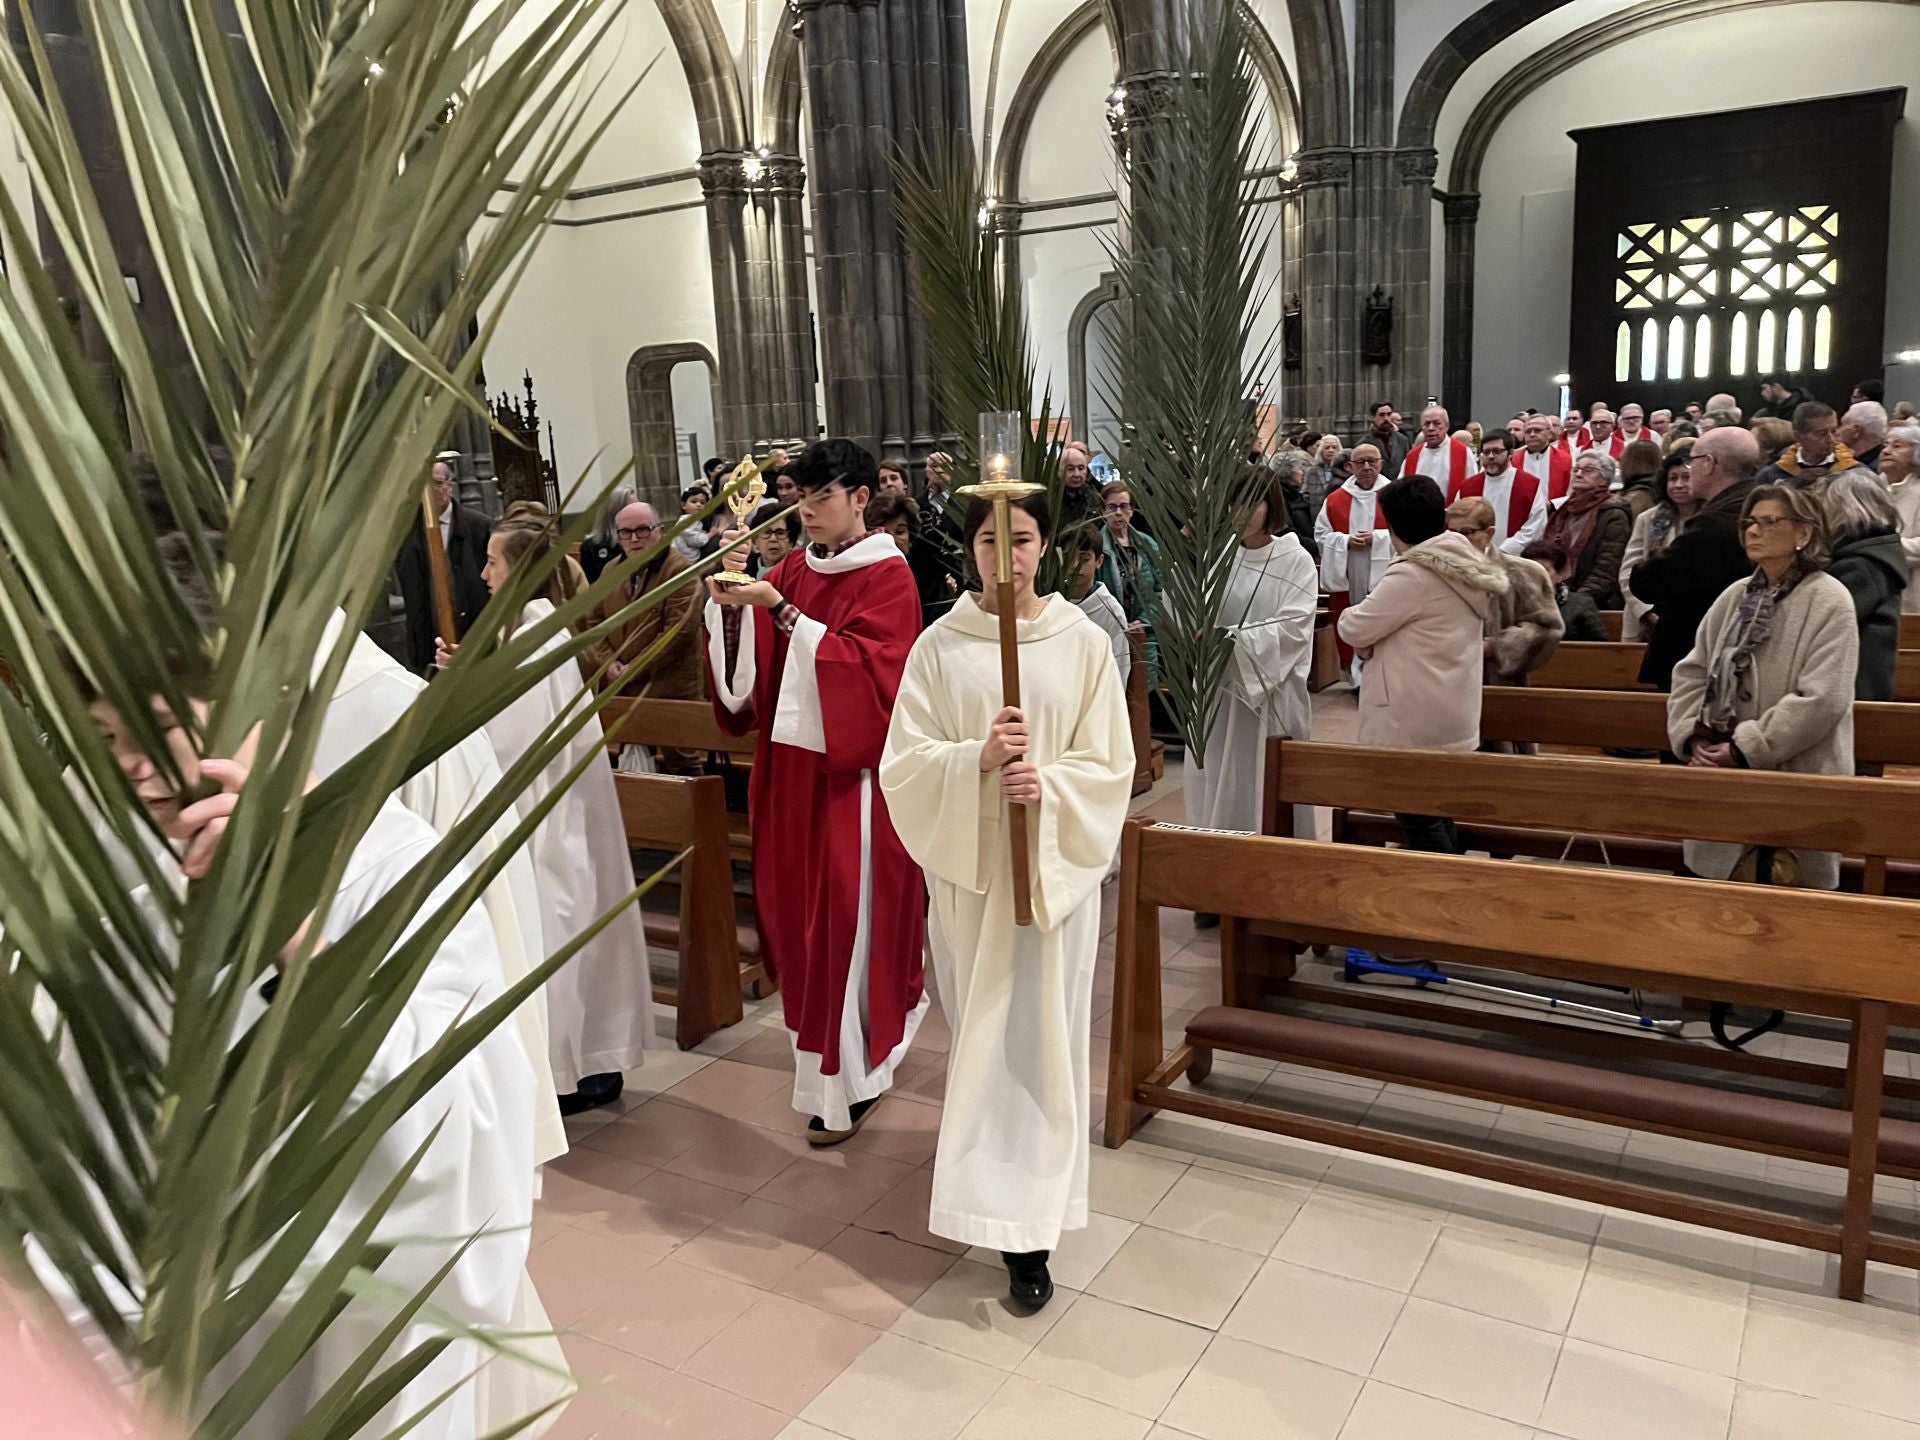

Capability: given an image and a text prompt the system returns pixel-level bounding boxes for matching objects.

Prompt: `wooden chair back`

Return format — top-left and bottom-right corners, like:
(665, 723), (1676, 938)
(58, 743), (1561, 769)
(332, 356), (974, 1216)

(1531, 642), (1920, 701)
(601, 696), (757, 758)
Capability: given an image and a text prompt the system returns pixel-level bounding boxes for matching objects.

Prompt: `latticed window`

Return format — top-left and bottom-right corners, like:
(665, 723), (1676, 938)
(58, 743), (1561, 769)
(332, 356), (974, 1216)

(1611, 206), (1839, 385)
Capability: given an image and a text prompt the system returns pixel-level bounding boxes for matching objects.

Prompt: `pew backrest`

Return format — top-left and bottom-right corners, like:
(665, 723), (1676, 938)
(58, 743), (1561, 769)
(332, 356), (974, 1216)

(1532, 642), (1920, 701)
(601, 695), (756, 757)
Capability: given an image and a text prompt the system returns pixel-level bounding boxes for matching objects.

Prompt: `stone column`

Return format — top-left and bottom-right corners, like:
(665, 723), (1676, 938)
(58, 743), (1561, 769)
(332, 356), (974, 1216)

(698, 150), (817, 454)
(1440, 191), (1481, 417)
(793, 0), (969, 463)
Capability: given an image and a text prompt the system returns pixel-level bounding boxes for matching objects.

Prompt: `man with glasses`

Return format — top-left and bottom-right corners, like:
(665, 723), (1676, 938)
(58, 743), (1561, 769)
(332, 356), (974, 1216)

(1516, 414), (1573, 501)
(1628, 427), (1762, 690)
(1058, 440), (1102, 533)
(394, 457), (493, 675)
(1314, 442), (1394, 678)
(1447, 428), (1547, 555)
(584, 500), (705, 767)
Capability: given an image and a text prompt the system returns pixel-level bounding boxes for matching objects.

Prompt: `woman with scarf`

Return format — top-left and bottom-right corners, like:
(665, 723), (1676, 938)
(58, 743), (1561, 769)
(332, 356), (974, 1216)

(1666, 484), (1857, 889)
(1543, 450), (1633, 608)
(1619, 445), (1697, 641)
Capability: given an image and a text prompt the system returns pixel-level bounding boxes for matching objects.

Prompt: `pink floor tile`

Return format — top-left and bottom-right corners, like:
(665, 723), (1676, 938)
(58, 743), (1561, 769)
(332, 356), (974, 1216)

(774, 1224), (960, 1327)
(571, 1169), (748, 1251)
(664, 1058), (795, 1115)
(576, 1098), (735, 1166)
(723, 1028), (797, 1072)
(674, 1197), (849, 1290)
(850, 1166), (969, 1256)
(541, 1155), (659, 1221)
(839, 1093), (943, 1166)
(680, 1293), (881, 1414)
(660, 1112), (814, 1194)
(561, 1333), (788, 1440)
(574, 1259), (761, 1368)
(755, 1148), (920, 1223)
(531, 1223), (672, 1328)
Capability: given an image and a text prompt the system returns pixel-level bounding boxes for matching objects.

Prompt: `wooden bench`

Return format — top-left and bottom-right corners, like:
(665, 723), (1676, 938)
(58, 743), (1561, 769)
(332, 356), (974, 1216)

(1479, 686), (1920, 775)
(1597, 609), (1625, 641)
(1104, 821), (1920, 1299)
(1126, 630), (1165, 796)
(601, 696), (758, 864)
(1533, 640), (1920, 701)
(1906, 613), (1920, 650)
(612, 772), (770, 1050)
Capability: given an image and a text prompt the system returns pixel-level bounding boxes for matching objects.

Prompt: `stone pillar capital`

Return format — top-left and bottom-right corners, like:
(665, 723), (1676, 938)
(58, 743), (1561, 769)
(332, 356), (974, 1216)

(1394, 147), (1439, 185)
(698, 150), (806, 198)
(1290, 147), (1354, 188)
(1440, 191), (1481, 226)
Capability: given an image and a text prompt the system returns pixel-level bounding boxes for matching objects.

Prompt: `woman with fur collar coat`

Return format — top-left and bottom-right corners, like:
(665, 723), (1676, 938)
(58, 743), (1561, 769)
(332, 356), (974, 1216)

(1445, 496), (1564, 683)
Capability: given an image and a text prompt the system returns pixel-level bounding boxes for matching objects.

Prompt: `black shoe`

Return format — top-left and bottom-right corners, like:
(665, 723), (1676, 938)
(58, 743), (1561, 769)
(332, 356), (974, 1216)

(1193, 911), (1221, 930)
(558, 1072), (623, 1117)
(1001, 1250), (1054, 1311)
(807, 1095), (882, 1147)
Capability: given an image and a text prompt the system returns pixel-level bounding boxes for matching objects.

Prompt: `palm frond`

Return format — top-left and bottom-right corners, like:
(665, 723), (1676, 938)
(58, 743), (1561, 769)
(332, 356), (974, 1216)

(1109, 6), (1278, 765)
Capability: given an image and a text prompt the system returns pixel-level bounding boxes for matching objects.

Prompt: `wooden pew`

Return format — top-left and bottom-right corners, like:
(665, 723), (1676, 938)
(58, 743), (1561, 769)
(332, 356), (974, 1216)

(601, 695), (756, 761)
(613, 772), (768, 1050)
(1534, 641), (1920, 701)
(1905, 614), (1920, 650)
(1104, 821), (1920, 1299)
(1126, 630), (1165, 796)
(1479, 686), (1920, 775)
(1597, 609), (1625, 641)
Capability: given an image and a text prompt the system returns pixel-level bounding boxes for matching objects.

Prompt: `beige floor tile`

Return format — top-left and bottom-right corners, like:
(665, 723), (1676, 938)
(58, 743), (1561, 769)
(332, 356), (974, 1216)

(1222, 1260), (1405, 1375)
(1085, 1224), (1262, 1329)
(660, 1111), (815, 1194)
(1729, 1384), (1920, 1440)
(1412, 1228), (1590, 1333)
(1738, 1293), (1920, 1421)
(756, 1148), (920, 1222)
(672, 1196), (848, 1290)
(1567, 1252), (1747, 1375)
(1322, 1151), (1463, 1212)
(1144, 1166), (1309, 1254)
(1147, 1430), (1204, 1440)
(1271, 1192), (1443, 1292)
(957, 1374), (1152, 1440)
(1337, 1382), (1534, 1440)
(559, 1334), (788, 1440)
(1160, 1335), (1363, 1440)
(1371, 1299), (1561, 1426)
(1017, 1294), (1212, 1418)
(621, 1047), (716, 1098)
(802, 1333), (1007, 1440)
(774, 1225), (959, 1328)
(1446, 1176), (1608, 1245)
(663, 1056), (795, 1114)
(774, 1425), (847, 1440)
(1538, 1338), (1734, 1440)
(681, 1292), (880, 1415)
(891, 1259), (1078, 1370)
(1592, 1210), (1755, 1282)
(527, 1223), (672, 1328)
(1089, 1145), (1191, 1221)
(573, 1259), (759, 1368)
(967, 1210), (1138, 1292)
(849, 1165), (968, 1255)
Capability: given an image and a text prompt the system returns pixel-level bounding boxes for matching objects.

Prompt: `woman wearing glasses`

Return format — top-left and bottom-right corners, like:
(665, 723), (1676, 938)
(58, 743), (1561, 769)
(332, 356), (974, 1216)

(1667, 484), (1857, 888)
(1094, 482), (1164, 629)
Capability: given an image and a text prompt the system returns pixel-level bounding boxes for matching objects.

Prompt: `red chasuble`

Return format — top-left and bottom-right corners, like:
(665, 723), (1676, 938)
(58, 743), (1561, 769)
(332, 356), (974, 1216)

(706, 534), (927, 1121)
(1448, 468), (1541, 539)
(1519, 444), (1573, 501)
(1402, 438), (1470, 490)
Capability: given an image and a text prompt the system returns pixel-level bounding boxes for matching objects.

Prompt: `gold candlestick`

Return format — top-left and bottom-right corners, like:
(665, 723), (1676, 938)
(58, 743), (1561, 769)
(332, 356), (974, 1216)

(711, 454), (769, 585)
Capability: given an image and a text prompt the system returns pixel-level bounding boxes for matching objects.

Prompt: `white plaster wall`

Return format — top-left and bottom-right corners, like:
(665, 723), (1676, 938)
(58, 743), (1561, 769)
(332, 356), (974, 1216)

(1392, 0), (1485, 127)
(1467, 1), (1920, 421)
(1018, 25), (1117, 203)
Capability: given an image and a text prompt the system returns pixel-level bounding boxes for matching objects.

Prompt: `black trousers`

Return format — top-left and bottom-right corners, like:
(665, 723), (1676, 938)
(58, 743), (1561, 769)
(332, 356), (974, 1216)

(1396, 813), (1464, 855)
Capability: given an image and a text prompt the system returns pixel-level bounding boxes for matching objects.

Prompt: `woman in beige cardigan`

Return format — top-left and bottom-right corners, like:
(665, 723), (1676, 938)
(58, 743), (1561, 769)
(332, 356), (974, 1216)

(1667, 483), (1858, 889)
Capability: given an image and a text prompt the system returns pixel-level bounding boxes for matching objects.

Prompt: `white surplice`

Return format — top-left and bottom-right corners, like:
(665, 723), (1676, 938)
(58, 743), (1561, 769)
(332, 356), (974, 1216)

(1185, 534), (1319, 838)
(485, 599), (653, 1091)
(879, 594), (1134, 1252)
(1313, 480), (1393, 599)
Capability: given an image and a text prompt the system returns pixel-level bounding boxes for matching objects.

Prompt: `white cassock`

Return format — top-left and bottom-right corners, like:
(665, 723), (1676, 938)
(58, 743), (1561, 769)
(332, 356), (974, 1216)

(1313, 482), (1393, 601)
(879, 594), (1134, 1252)
(1074, 581), (1132, 686)
(1482, 469), (1550, 556)
(1409, 441), (1451, 483)
(309, 617), (570, 1437)
(1185, 534), (1318, 838)
(485, 598), (654, 1091)
(184, 802), (536, 1440)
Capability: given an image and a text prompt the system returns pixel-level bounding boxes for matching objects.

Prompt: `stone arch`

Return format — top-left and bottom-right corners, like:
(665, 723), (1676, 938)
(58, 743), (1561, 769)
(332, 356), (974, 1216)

(1068, 271), (1125, 446)
(652, 0), (748, 157)
(626, 341), (721, 507)
(1284, 0), (1349, 151)
(761, 7), (805, 154)
(1396, 0), (1567, 150)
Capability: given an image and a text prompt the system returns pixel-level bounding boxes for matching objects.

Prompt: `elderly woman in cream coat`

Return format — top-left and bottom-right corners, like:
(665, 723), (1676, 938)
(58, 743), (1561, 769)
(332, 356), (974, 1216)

(1337, 476), (1510, 853)
(1668, 483), (1858, 888)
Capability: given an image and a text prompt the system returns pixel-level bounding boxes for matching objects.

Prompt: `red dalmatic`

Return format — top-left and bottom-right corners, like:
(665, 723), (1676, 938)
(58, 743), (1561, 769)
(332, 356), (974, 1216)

(706, 534), (927, 1128)
(1402, 438), (1471, 490)
(1448, 469), (1541, 539)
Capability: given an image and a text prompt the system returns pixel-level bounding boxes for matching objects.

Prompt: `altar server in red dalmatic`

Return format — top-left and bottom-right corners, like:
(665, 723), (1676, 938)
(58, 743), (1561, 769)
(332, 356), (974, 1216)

(1402, 404), (1472, 491)
(706, 439), (928, 1145)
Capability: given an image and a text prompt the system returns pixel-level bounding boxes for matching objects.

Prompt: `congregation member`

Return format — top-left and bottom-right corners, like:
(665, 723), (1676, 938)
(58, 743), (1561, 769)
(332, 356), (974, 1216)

(1314, 441), (1394, 675)
(1557, 408), (1588, 453)
(1265, 449), (1320, 558)
(774, 464), (801, 508)
(1063, 526), (1132, 684)
(1522, 539), (1611, 641)
(1368, 400), (1413, 473)
(1058, 441), (1103, 533)
(1649, 408), (1674, 439)
(1757, 402), (1868, 486)
(1516, 414), (1572, 499)
(1616, 438), (1665, 515)
(1839, 400), (1888, 471)
(1620, 444), (1698, 640)
(1667, 484), (1856, 889)
(1749, 416), (1795, 465)
(1586, 407), (1622, 457)
(1096, 480), (1165, 632)
(583, 499), (704, 771)
(1853, 378), (1886, 407)
(1543, 450), (1631, 607)
(672, 483), (711, 563)
(869, 489), (962, 626)
(1753, 371), (1817, 421)
(1402, 404), (1472, 489)
(706, 439), (928, 1144)
(1337, 476), (1509, 854)
(439, 516), (654, 1114)
(1444, 426), (1546, 553)
(1630, 427), (1763, 689)
(1305, 434), (1346, 514)
(1615, 403), (1655, 451)
(1814, 468), (1907, 699)
(579, 485), (636, 584)
(922, 450), (964, 545)
(880, 490), (1133, 1312)
(750, 499), (800, 573)
(394, 458), (492, 675)
(1880, 423), (1920, 612)
(877, 458), (912, 495)
(1184, 470), (1320, 840)
(1446, 497), (1563, 683)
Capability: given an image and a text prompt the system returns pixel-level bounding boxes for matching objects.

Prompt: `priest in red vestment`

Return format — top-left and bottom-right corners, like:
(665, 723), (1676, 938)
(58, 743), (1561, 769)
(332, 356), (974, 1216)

(705, 439), (928, 1144)
(1402, 404), (1472, 491)
(1615, 403), (1656, 452)
(1586, 408), (1625, 458)
(1445, 428), (1546, 555)
(1554, 410), (1591, 456)
(1519, 415), (1574, 500)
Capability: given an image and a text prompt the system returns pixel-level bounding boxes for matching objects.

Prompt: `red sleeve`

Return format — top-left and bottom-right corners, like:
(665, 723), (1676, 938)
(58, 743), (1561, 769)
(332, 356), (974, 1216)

(705, 605), (770, 737)
(815, 560), (923, 774)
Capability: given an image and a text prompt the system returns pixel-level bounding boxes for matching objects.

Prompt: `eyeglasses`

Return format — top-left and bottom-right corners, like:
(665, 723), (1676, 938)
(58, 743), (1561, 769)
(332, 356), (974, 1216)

(1741, 516), (1794, 532)
(616, 525), (660, 540)
(1104, 502), (1133, 515)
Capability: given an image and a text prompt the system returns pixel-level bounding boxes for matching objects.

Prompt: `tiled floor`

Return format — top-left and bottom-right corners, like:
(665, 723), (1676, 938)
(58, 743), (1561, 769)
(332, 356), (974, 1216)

(532, 687), (1920, 1440)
